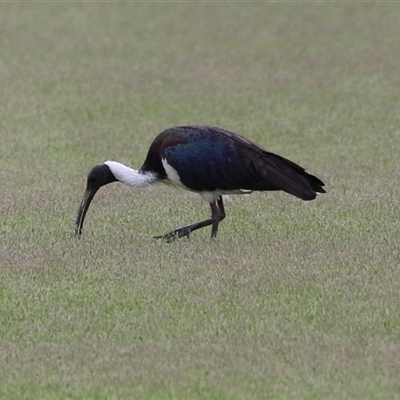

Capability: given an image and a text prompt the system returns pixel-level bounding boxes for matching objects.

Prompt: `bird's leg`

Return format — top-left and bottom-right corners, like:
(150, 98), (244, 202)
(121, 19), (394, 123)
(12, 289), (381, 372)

(210, 196), (225, 239)
(153, 217), (214, 242)
(153, 199), (225, 242)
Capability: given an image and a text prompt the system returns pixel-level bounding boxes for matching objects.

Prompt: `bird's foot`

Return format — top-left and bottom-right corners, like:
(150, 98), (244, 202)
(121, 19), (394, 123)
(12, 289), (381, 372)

(153, 227), (191, 243)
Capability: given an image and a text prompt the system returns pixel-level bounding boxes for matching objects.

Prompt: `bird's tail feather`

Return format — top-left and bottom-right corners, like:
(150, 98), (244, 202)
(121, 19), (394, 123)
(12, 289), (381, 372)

(259, 154), (325, 200)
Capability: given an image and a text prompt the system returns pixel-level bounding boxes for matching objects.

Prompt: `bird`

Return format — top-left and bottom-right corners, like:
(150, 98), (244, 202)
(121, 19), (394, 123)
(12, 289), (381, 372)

(75, 125), (325, 241)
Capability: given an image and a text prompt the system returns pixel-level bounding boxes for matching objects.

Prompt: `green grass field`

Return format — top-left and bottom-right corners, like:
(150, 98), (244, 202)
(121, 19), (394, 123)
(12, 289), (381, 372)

(1, 3), (400, 399)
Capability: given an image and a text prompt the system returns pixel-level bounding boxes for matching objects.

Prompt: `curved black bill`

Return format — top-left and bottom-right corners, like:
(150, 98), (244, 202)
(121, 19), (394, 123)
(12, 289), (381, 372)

(75, 189), (96, 236)
(75, 163), (118, 236)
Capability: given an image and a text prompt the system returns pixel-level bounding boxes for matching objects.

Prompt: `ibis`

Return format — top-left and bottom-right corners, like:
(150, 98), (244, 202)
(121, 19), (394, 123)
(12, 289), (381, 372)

(75, 125), (325, 241)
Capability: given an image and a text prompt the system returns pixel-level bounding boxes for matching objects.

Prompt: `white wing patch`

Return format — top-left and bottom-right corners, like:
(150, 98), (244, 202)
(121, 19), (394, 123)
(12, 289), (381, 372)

(162, 158), (189, 190)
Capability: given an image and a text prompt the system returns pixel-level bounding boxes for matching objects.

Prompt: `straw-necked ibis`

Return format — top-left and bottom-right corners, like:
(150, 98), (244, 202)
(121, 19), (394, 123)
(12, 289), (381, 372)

(75, 125), (325, 241)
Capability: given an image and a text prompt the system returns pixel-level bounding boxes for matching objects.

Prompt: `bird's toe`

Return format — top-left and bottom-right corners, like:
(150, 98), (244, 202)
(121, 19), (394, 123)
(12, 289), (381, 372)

(153, 228), (190, 242)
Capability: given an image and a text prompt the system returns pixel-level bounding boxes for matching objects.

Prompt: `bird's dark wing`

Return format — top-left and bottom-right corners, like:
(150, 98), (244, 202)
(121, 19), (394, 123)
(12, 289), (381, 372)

(161, 126), (325, 200)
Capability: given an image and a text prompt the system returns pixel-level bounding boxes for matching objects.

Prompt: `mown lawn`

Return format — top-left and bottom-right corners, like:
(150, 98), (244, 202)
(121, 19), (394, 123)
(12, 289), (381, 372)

(1, 3), (400, 399)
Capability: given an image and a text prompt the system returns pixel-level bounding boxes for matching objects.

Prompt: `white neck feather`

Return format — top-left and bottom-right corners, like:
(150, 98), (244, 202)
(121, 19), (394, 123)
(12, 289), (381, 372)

(104, 161), (157, 188)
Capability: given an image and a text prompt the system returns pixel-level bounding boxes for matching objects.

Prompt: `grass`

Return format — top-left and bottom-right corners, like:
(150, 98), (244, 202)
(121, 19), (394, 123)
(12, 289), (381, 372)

(1, 2), (400, 399)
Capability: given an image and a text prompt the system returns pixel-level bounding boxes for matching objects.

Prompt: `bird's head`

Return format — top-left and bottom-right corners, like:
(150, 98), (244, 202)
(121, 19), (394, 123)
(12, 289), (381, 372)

(75, 163), (118, 236)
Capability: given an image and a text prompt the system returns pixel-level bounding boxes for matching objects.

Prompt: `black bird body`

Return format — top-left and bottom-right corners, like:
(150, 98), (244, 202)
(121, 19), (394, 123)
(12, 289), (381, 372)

(141, 125), (324, 200)
(76, 125), (325, 240)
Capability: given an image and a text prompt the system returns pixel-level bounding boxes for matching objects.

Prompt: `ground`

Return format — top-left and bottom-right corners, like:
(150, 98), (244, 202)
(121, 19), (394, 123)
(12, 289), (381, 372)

(1, 3), (400, 399)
